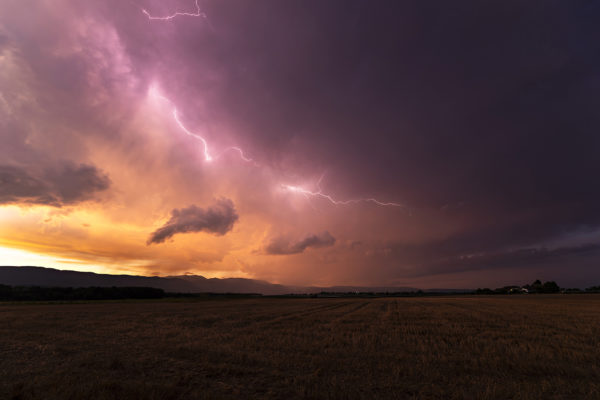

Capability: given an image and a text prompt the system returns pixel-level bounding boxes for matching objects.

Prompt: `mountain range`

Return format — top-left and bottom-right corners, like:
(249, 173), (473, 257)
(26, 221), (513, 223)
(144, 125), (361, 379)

(0, 266), (436, 295)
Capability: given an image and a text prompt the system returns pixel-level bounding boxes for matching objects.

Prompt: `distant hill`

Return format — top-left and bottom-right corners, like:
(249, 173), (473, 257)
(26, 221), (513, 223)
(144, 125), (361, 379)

(0, 267), (198, 292)
(0, 266), (432, 295)
(166, 274), (292, 295)
(0, 267), (293, 295)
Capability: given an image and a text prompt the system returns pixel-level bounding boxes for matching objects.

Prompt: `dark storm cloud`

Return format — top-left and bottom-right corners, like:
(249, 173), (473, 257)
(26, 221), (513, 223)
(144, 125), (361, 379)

(0, 163), (110, 207)
(2, 0), (600, 285)
(266, 231), (336, 255)
(147, 199), (239, 244)
(86, 0), (600, 280)
(416, 242), (600, 278)
(219, 0), (598, 207)
(171, 0), (600, 270)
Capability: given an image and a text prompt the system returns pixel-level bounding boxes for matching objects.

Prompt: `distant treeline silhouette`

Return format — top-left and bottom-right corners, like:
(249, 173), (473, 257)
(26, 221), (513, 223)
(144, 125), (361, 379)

(476, 280), (600, 295)
(0, 285), (165, 301)
(1, 281), (598, 301)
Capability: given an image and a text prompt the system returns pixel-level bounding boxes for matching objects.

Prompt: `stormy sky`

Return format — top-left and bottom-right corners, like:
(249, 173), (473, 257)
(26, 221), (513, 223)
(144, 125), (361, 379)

(1, 0), (599, 288)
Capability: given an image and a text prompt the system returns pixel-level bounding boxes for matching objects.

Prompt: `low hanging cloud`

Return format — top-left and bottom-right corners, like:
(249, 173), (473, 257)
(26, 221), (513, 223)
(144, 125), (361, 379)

(147, 198), (239, 245)
(265, 231), (336, 255)
(0, 163), (110, 207)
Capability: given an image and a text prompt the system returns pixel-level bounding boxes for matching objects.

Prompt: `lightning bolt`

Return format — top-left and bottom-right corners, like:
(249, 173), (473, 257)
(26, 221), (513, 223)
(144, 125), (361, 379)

(142, 0), (207, 21)
(150, 86), (254, 164)
(172, 109), (213, 162)
(143, 7), (404, 209)
(281, 174), (404, 208)
(215, 147), (254, 163)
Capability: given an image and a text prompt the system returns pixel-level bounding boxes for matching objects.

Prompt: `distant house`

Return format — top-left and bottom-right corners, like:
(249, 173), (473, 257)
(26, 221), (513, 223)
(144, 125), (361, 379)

(508, 286), (528, 294)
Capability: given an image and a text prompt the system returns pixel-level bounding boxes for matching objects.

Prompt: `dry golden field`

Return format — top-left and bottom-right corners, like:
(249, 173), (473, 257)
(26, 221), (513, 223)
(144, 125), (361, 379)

(1, 295), (599, 399)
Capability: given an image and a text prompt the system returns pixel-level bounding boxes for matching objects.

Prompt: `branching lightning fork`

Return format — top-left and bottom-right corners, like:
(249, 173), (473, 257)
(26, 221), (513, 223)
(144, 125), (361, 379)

(150, 87), (254, 164)
(281, 175), (404, 208)
(144, 3), (404, 209)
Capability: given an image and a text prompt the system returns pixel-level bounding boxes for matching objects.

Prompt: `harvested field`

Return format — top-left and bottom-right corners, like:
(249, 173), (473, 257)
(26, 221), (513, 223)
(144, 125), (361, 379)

(1, 295), (599, 399)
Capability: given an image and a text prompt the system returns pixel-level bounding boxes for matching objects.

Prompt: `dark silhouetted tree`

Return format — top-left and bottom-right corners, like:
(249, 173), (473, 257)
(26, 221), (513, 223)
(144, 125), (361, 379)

(541, 281), (560, 293)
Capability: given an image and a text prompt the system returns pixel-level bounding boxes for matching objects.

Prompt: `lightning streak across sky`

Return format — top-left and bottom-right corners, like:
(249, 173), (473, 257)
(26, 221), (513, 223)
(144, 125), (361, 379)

(281, 174), (404, 207)
(172, 109), (212, 162)
(143, 3), (404, 209)
(142, 0), (207, 21)
(150, 86), (254, 164)
(282, 185), (403, 207)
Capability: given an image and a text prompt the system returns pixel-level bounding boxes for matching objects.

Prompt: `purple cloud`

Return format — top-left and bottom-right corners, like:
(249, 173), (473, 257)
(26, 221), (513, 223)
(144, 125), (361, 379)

(148, 198), (238, 244)
(266, 231), (336, 255)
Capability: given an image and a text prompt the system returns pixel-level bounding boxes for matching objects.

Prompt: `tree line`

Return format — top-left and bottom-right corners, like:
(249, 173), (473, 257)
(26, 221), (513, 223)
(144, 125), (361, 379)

(475, 279), (600, 295)
(0, 285), (165, 301)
